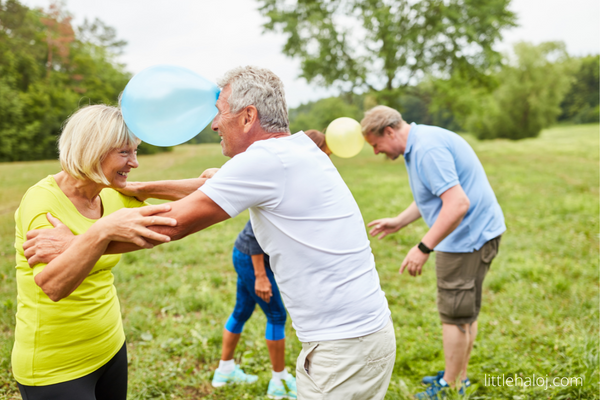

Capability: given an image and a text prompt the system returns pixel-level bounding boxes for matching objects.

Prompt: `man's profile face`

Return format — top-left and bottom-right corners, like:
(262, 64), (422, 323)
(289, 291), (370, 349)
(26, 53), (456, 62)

(211, 86), (245, 157)
(364, 129), (402, 160)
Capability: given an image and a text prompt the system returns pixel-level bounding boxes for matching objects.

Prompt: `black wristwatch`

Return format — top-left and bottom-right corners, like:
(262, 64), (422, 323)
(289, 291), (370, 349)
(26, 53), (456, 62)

(418, 241), (433, 254)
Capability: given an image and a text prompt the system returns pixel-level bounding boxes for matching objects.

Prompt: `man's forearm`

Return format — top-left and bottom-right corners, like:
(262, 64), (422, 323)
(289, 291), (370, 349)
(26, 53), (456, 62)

(141, 190), (230, 242)
(105, 241), (145, 254)
(128, 178), (208, 201)
(396, 201), (422, 228)
(421, 186), (469, 248)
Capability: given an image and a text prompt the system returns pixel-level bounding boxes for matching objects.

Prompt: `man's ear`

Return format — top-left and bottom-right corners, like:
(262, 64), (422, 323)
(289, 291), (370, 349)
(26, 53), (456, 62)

(242, 106), (259, 132)
(383, 126), (395, 137)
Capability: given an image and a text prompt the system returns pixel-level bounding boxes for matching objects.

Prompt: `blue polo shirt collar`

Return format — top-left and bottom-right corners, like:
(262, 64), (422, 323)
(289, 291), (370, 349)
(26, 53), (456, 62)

(403, 123), (417, 161)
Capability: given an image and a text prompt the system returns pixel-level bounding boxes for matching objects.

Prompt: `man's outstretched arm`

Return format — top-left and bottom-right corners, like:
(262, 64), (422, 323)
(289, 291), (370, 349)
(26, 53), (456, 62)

(368, 201), (422, 239)
(106, 190), (230, 253)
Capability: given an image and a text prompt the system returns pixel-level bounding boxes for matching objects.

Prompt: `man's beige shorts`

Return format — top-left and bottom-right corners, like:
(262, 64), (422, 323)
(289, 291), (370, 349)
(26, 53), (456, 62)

(295, 319), (396, 400)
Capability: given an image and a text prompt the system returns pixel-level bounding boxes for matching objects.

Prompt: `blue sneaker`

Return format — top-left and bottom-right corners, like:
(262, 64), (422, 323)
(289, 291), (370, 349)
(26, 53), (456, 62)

(415, 379), (449, 399)
(267, 375), (297, 399)
(421, 371), (445, 385)
(421, 370), (470, 393)
(211, 365), (258, 387)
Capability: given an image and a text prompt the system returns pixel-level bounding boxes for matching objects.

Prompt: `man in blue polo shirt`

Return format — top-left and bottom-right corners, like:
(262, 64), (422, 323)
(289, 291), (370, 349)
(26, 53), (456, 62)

(361, 105), (506, 399)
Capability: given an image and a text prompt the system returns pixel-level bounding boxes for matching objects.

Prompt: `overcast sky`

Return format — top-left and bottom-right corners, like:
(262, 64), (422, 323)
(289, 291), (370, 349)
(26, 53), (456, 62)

(21, 0), (600, 107)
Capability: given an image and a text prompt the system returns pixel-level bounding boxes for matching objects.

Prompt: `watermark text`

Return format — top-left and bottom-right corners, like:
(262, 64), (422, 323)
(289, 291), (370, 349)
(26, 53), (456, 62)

(484, 374), (583, 390)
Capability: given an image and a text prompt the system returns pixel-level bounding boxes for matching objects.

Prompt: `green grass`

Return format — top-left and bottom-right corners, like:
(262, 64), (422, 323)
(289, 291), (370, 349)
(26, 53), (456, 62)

(0, 124), (598, 399)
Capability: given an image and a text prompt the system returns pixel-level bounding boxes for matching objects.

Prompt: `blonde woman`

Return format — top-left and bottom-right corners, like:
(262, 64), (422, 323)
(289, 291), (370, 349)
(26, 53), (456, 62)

(12, 105), (178, 400)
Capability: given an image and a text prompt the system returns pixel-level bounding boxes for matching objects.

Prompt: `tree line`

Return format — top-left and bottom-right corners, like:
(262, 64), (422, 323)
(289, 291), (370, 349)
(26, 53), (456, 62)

(261, 0), (599, 140)
(1, 0), (597, 162)
(287, 44), (598, 139)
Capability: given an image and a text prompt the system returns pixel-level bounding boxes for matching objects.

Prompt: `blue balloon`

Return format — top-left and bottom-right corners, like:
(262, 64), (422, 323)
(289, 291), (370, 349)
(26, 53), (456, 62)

(121, 65), (220, 147)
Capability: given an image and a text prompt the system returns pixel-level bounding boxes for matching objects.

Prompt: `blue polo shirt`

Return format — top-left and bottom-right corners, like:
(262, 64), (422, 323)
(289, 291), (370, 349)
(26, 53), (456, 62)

(403, 123), (506, 252)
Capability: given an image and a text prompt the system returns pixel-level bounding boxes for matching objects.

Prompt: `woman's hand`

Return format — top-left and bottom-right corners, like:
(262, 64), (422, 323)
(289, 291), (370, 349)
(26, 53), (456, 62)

(92, 204), (177, 248)
(251, 253), (272, 303)
(255, 275), (272, 303)
(25, 204), (178, 269)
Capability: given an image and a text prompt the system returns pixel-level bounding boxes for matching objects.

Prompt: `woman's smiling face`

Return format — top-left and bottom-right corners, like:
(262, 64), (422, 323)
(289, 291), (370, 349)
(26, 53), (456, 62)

(101, 145), (139, 188)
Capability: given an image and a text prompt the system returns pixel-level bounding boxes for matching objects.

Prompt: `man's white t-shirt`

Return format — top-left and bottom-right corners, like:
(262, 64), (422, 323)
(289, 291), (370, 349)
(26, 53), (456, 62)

(200, 132), (390, 342)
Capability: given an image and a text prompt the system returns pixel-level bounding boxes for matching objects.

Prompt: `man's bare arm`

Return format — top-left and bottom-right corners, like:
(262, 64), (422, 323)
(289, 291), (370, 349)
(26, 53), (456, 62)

(368, 201), (422, 239)
(142, 190), (231, 241)
(75, 190), (229, 256)
(400, 184), (470, 276)
(420, 185), (470, 250)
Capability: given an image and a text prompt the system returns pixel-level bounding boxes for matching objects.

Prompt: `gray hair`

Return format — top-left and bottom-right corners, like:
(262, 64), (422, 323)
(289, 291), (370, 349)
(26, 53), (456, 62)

(361, 105), (405, 137)
(217, 66), (290, 133)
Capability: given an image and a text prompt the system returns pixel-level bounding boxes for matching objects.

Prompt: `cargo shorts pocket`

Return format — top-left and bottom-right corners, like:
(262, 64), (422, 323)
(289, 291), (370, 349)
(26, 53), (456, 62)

(437, 279), (476, 318)
(296, 343), (323, 394)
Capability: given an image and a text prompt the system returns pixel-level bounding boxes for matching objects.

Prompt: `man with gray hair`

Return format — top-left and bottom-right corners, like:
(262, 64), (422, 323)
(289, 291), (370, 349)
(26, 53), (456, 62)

(361, 105), (505, 399)
(24, 66), (396, 400)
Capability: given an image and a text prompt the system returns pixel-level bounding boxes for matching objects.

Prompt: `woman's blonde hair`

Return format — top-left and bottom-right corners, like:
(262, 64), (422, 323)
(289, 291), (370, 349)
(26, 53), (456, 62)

(58, 105), (139, 185)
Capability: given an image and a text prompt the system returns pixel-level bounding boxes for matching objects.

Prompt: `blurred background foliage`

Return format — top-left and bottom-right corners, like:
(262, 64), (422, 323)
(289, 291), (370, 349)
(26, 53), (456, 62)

(0, 0), (168, 161)
(0, 0), (598, 162)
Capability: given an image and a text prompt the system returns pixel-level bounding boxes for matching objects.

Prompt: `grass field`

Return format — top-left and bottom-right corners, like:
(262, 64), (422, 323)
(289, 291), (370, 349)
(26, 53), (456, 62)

(0, 124), (598, 399)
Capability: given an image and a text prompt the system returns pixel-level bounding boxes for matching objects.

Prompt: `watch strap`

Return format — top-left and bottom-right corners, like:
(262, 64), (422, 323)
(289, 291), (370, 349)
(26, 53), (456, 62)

(418, 241), (433, 254)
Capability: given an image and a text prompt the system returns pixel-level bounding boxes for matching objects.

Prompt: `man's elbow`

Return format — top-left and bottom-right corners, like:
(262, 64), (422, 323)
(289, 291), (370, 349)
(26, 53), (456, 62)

(458, 196), (470, 217)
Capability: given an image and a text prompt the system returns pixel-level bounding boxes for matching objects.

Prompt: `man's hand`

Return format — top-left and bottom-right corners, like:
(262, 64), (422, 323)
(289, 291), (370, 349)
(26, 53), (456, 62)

(367, 217), (403, 239)
(399, 245), (430, 277)
(24, 213), (75, 267)
(200, 168), (220, 179)
(255, 275), (272, 303)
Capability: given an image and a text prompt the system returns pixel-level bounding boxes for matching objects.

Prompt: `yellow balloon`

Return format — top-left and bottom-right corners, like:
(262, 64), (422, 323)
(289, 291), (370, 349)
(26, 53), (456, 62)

(325, 117), (365, 158)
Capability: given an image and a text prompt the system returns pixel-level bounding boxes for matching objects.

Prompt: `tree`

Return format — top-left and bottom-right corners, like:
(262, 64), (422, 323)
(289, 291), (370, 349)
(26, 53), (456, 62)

(289, 97), (362, 133)
(0, 0), (169, 161)
(259, 0), (516, 96)
(466, 41), (575, 140)
(559, 55), (599, 124)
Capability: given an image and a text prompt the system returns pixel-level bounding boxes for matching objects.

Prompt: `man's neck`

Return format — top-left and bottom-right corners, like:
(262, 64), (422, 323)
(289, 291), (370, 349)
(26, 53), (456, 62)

(399, 123), (411, 155)
(256, 130), (291, 140)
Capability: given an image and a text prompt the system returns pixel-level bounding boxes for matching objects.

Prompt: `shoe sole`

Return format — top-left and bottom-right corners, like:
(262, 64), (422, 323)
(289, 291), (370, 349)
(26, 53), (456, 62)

(212, 380), (258, 388)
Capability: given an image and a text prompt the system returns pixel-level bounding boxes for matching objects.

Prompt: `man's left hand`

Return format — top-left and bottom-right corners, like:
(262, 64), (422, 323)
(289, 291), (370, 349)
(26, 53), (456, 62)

(399, 245), (430, 277)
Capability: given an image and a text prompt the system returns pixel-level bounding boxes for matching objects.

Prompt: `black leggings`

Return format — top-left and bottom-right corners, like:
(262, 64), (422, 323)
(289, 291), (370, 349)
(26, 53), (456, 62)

(18, 342), (127, 400)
